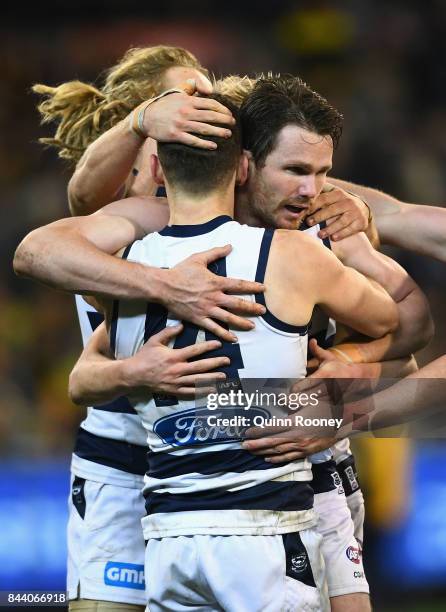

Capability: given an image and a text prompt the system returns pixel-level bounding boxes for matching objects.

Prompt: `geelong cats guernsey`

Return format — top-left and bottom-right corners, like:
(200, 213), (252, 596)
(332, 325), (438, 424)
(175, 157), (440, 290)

(71, 295), (147, 488)
(112, 215), (315, 539)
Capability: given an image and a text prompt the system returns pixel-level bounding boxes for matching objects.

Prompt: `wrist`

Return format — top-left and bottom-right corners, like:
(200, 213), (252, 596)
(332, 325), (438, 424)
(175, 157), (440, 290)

(144, 266), (173, 305)
(118, 357), (139, 393)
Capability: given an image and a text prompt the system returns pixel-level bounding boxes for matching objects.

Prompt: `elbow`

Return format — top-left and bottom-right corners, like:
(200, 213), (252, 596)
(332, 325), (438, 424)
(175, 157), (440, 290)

(381, 301), (400, 337)
(370, 302), (399, 338)
(13, 232), (40, 278)
(411, 314), (435, 353)
(68, 185), (90, 217)
(68, 369), (87, 406)
(68, 174), (96, 216)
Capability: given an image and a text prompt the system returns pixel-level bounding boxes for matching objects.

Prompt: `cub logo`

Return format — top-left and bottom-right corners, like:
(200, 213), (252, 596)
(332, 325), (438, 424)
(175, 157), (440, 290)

(291, 553), (308, 573)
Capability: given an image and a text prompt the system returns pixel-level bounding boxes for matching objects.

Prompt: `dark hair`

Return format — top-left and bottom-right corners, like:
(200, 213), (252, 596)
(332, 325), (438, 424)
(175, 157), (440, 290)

(157, 94), (241, 196)
(240, 75), (343, 165)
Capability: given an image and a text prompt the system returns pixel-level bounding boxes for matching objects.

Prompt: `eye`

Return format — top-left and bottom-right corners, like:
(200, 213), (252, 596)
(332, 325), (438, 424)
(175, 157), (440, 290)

(286, 166), (308, 175)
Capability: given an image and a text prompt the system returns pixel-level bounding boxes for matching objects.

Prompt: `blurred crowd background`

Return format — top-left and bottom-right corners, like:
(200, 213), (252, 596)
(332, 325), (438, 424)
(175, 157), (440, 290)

(1, 1), (445, 610)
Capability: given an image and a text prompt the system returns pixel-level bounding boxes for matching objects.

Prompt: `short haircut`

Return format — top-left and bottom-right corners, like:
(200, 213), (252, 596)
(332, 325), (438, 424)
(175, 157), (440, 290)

(240, 75), (343, 165)
(157, 94), (242, 196)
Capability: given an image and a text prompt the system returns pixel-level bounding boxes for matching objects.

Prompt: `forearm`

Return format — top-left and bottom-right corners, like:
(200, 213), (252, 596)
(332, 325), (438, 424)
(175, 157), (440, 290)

(69, 354), (130, 405)
(348, 292), (433, 363)
(14, 224), (165, 301)
(68, 120), (143, 215)
(381, 204), (446, 261)
(343, 355), (418, 378)
(330, 178), (402, 220)
(346, 355), (446, 433)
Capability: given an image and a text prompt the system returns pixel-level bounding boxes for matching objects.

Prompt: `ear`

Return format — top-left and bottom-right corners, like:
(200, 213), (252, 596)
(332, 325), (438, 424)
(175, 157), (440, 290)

(150, 154), (165, 186)
(236, 151), (249, 186)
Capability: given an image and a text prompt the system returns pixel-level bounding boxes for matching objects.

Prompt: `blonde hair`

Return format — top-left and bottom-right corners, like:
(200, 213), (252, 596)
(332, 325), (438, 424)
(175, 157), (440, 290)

(33, 46), (208, 165)
(214, 75), (257, 107)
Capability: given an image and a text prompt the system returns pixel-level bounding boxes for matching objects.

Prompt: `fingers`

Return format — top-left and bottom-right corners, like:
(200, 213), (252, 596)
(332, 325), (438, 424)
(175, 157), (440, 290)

(265, 451), (306, 463)
(149, 324), (183, 346)
(186, 109), (235, 126)
(182, 356), (230, 374)
(218, 295), (266, 317)
(192, 75), (214, 95)
(307, 202), (344, 226)
(222, 277), (265, 295)
(183, 121), (232, 139)
(309, 338), (333, 362)
(177, 133), (220, 150)
(318, 218), (353, 240)
(242, 436), (286, 451)
(252, 442), (304, 457)
(198, 318), (237, 343)
(191, 96), (234, 118)
(176, 385), (217, 398)
(179, 340), (222, 359)
(181, 79), (198, 95)
(177, 372), (226, 386)
(327, 221), (363, 242)
(209, 307), (255, 331)
(196, 244), (232, 264)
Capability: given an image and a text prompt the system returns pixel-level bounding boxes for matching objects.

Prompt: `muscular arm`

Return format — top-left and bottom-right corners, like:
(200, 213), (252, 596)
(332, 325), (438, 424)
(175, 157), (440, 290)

(68, 121), (147, 215)
(68, 88), (234, 215)
(332, 232), (434, 360)
(69, 322), (229, 405)
(14, 197), (168, 297)
(267, 231), (399, 339)
(13, 196), (265, 342)
(331, 178), (446, 261)
(341, 355), (446, 433)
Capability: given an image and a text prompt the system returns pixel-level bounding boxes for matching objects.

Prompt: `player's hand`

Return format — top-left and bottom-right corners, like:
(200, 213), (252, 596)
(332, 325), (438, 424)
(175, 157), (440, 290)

(242, 431), (338, 463)
(163, 244), (266, 343)
(306, 184), (370, 241)
(140, 88), (235, 149)
(123, 324), (230, 397)
(307, 338), (364, 373)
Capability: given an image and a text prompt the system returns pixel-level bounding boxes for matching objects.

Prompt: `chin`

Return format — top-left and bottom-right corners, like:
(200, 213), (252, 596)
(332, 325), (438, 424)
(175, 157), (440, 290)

(276, 216), (303, 231)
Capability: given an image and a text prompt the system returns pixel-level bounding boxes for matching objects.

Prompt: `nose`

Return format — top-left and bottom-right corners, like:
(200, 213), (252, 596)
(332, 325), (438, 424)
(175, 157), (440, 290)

(298, 175), (317, 199)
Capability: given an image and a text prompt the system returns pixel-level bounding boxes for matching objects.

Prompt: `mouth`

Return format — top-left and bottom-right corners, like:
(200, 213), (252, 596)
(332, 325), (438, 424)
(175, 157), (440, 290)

(283, 204), (308, 217)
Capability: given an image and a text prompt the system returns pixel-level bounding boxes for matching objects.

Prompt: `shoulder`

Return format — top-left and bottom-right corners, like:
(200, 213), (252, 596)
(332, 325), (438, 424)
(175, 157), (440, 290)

(272, 228), (335, 261)
(95, 195), (169, 234)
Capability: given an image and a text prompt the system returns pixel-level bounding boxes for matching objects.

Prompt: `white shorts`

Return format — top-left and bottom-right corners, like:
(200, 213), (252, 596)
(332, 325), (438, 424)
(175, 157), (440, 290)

(146, 528), (329, 612)
(67, 475), (146, 605)
(314, 488), (369, 598)
(345, 488), (365, 547)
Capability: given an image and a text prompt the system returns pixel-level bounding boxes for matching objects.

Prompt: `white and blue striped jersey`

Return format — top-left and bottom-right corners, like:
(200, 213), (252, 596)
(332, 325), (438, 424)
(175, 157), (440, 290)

(70, 217), (351, 496)
(70, 295), (147, 489)
(113, 215), (315, 538)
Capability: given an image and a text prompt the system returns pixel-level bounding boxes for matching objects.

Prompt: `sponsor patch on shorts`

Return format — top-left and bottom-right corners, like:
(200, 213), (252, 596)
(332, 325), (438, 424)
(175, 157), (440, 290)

(104, 562), (145, 590)
(346, 546), (361, 565)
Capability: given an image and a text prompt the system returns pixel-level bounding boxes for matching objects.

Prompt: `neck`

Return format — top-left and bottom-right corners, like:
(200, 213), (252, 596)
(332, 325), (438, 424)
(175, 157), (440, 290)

(166, 182), (235, 225)
(234, 188), (263, 227)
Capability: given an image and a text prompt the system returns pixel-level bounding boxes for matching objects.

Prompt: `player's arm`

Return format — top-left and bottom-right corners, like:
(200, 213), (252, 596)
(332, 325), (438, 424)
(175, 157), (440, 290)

(335, 354), (446, 434)
(68, 85), (234, 215)
(302, 235), (399, 337)
(308, 339), (419, 378)
(69, 322), (229, 405)
(268, 232), (398, 337)
(322, 179), (446, 261)
(331, 232), (434, 360)
(13, 197), (265, 342)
